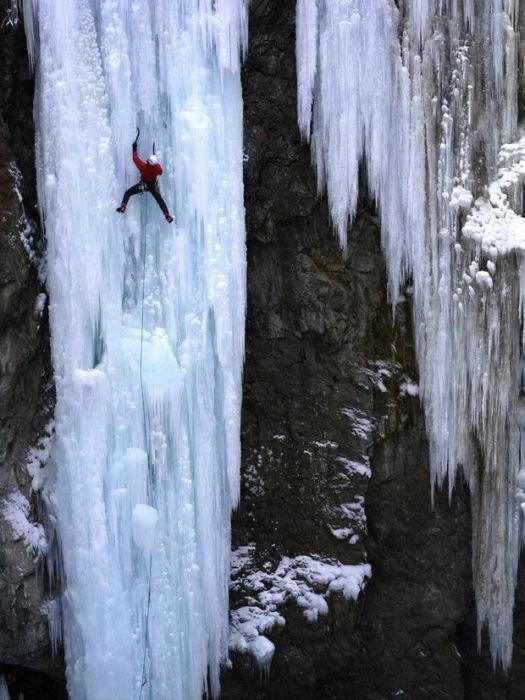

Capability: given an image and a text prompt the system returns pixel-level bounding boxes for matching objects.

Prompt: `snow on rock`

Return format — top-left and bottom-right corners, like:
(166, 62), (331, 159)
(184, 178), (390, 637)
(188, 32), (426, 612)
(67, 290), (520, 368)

(326, 494), (367, 545)
(340, 407), (375, 441)
(230, 546), (371, 671)
(463, 187), (525, 256)
(359, 361), (395, 394)
(335, 456), (371, 479)
(230, 544), (256, 578)
(462, 138), (525, 255)
(244, 448), (270, 498)
(34, 292), (47, 317)
(312, 439), (339, 449)
(1, 491), (48, 560)
(247, 635), (275, 677)
(25, 421), (54, 493)
(7, 161), (43, 280)
(399, 380), (419, 398)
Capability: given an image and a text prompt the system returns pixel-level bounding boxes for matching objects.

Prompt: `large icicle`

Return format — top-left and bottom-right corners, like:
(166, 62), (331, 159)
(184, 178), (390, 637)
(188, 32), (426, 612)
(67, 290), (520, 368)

(22, 1), (247, 698)
(296, 0), (318, 141)
(296, 0), (524, 669)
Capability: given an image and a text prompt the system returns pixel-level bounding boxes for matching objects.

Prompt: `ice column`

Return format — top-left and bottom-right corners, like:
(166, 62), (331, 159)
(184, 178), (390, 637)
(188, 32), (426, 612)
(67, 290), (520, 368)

(21, 0), (247, 698)
(296, 0), (523, 669)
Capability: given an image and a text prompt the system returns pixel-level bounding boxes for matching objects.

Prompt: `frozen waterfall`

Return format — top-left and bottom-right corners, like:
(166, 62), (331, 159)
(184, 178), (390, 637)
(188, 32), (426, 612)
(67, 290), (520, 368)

(21, 0), (247, 698)
(296, 0), (525, 670)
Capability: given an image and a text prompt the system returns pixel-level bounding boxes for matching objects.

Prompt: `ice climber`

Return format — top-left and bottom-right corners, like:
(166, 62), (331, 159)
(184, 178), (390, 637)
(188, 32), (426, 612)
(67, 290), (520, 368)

(116, 132), (174, 223)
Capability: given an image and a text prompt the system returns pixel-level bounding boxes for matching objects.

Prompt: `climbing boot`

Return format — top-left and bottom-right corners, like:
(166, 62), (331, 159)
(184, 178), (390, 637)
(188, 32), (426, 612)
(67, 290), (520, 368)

(116, 204), (126, 213)
(165, 213), (174, 223)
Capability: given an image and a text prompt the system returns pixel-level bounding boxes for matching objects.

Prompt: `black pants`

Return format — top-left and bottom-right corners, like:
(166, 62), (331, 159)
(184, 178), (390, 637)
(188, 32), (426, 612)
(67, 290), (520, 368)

(123, 181), (169, 215)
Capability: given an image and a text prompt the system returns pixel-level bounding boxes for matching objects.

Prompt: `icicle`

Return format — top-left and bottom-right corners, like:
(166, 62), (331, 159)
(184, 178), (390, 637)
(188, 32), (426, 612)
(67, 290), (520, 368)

(0, 677), (9, 700)
(213, 0), (250, 72)
(296, 0), (524, 670)
(41, 597), (62, 656)
(410, 0), (437, 44)
(24, 1), (247, 698)
(296, 0), (318, 140)
(249, 636), (274, 679)
(18, 0), (37, 67)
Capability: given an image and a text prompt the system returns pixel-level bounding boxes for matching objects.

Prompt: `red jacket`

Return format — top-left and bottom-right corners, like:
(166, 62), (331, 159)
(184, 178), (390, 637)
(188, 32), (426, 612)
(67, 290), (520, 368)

(133, 150), (163, 183)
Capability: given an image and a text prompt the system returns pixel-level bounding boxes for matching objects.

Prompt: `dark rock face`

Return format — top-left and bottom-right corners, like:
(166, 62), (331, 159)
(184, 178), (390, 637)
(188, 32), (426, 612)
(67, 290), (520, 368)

(222, 1), (525, 698)
(0, 3), (63, 695)
(236, 0), (408, 570)
(358, 426), (471, 699)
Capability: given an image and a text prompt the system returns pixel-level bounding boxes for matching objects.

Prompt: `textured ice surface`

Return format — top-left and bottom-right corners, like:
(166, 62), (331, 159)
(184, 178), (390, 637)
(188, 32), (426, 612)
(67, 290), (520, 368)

(296, 0), (524, 669)
(22, 1), (247, 698)
(131, 504), (158, 561)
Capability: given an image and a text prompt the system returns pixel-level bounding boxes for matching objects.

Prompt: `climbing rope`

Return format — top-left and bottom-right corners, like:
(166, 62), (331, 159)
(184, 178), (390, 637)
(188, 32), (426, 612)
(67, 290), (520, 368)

(139, 218), (147, 406)
(138, 217), (154, 700)
(139, 554), (153, 697)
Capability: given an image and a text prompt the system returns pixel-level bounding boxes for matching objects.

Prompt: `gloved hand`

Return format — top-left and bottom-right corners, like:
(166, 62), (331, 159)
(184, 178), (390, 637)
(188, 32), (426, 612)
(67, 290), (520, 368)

(132, 126), (140, 151)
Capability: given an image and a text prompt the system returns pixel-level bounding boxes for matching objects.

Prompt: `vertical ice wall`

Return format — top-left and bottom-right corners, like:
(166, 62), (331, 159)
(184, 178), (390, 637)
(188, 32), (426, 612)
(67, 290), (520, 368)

(296, 0), (525, 669)
(21, 1), (247, 698)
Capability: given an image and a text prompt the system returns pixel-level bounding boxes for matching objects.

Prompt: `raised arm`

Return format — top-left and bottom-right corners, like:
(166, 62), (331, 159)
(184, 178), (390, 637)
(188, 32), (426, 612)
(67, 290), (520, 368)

(132, 147), (146, 172)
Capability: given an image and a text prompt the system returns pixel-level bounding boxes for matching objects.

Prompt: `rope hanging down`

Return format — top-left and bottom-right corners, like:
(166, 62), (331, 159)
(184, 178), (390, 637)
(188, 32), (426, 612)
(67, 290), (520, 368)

(138, 216), (153, 698)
